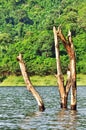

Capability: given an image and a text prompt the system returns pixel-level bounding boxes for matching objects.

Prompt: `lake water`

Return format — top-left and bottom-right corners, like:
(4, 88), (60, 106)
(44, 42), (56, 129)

(0, 86), (86, 130)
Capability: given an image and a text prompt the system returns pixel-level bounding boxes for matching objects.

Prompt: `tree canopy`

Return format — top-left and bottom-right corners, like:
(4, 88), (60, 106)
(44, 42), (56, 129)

(0, 0), (86, 80)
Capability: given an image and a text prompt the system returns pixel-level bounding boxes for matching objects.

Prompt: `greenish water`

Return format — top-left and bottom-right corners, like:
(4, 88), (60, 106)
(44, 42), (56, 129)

(0, 86), (86, 130)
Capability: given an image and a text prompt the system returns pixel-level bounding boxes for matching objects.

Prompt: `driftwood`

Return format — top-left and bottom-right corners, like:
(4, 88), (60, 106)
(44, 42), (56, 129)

(53, 26), (77, 110)
(17, 54), (45, 111)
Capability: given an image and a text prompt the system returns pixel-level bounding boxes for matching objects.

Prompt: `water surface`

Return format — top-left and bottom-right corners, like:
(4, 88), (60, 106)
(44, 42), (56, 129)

(0, 86), (86, 130)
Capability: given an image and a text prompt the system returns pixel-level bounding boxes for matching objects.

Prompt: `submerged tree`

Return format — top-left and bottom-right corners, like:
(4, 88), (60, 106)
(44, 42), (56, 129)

(17, 25), (77, 111)
(53, 26), (77, 110)
(17, 54), (45, 111)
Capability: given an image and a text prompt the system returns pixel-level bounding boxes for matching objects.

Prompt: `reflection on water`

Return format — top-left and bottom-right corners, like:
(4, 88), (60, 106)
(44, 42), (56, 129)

(57, 110), (78, 130)
(0, 86), (86, 130)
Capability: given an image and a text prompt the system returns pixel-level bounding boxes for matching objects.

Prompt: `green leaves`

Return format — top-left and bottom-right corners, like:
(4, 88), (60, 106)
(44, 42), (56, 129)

(0, 33), (12, 45)
(0, 0), (86, 77)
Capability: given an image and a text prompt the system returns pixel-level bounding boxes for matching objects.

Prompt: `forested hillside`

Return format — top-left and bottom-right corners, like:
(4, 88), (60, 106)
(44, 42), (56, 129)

(0, 0), (86, 81)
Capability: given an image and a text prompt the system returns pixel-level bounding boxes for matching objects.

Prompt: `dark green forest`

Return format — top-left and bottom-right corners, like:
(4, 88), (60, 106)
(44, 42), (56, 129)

(0, 0), (86, 81)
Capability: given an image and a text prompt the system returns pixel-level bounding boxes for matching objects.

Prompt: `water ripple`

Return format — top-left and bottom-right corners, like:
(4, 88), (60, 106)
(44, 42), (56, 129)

(0, 86), (86, 130)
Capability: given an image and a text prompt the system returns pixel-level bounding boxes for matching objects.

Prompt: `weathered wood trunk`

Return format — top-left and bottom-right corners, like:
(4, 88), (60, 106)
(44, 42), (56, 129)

(53, 26), (77, 110)
(17, 54), (45, 111)
(53, 26), (67, 108)
(68, 31), (77, 110)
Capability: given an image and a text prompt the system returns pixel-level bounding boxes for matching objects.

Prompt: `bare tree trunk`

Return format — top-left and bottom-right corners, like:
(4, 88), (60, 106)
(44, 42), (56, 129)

(17, 54), (45, 111)
(53, 27), (67, 109)
(53, 26), (77, 110)
(68, 31), (77, 110)
(66, 67), (71, 98)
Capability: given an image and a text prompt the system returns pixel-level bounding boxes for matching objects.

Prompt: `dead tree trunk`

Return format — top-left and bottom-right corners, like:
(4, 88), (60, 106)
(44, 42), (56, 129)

(17, 54), (45, 111)
(53, 27), (67, 108)
(53, 26), (77, 110)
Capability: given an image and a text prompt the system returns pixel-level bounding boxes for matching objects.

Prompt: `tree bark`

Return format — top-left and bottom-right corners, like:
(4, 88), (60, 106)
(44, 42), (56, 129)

(17, 54), (45, 111)
(68, 31), (77, 110)
(53, 26), (77, 110)
(53, 26), (67, 109)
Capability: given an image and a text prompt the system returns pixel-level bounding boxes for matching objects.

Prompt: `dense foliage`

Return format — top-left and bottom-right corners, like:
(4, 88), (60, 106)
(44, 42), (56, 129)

(0, 0), (86, 80)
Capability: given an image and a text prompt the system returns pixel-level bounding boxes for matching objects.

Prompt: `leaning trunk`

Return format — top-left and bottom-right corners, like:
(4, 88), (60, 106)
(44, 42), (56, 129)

(17, 54), (45, 111)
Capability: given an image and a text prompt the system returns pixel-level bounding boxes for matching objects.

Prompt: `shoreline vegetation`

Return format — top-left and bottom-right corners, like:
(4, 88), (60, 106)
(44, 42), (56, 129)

(0, 74), (86, 87)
